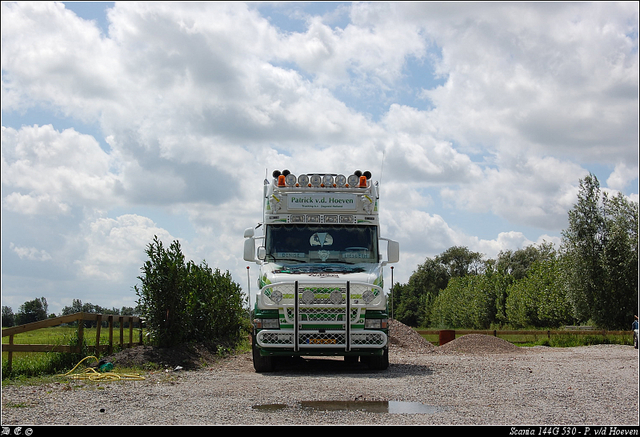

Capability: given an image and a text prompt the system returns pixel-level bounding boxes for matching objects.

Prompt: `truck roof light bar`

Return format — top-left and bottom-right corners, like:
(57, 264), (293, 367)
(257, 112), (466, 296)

(271, 170), (372, 188)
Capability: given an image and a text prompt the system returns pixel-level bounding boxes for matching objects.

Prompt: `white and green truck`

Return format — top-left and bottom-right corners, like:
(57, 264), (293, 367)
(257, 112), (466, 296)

(243, 170), (399, 372)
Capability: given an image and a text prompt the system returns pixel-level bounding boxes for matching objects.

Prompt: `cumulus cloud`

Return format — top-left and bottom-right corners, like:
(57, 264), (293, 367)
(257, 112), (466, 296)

(413, 2), (638, 162)
(0, 2), (122, 120)
(441, 154), (588, 230)
(75, 214), (176, 282)
(1, 125), (121, 214)
(9, 243), (52, 262)
(607, 163), (639, 191)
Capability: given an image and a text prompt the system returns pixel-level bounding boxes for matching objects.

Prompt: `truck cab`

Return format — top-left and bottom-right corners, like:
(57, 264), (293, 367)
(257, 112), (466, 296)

(244, 170), (399, 372)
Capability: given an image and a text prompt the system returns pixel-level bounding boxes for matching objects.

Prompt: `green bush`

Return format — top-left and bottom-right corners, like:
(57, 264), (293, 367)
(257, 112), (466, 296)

(134, 236), (248, 348)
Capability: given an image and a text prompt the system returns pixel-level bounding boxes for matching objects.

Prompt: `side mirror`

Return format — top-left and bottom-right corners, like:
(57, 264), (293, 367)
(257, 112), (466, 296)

(244, 227), (255, 238)
(257, 246), (266, 260)
(243, 238), (256, 262)
(381, 238), (399, 264)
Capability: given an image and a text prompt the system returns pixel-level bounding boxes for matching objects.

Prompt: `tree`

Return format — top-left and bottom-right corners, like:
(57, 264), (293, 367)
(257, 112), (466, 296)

(562, 174), (638, 329)
(496, 242), (556, 281)
(61, 299), (87, 316)
(401, 258), (449, 326)
(430, 270), (506, 329)
(436, 246), (484, 277)
(135, 237), (189, 347)
(599, 191), (638, 327)
(506, 258), (573, 328)
(391, 283), (423, 327)
(15, 297), (48, 325)
(184, 260), (246, 345)
(2, 306), (15, 327)
(393, 246), (484, 327)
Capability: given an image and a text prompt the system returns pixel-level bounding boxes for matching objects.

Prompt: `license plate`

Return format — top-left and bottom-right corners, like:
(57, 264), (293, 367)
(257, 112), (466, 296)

(309, 338), (336, 344)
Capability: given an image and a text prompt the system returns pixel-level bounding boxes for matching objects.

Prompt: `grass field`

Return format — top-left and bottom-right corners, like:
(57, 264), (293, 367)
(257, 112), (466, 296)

(3, 325), (131, 346)
(2, 325), (142, 380)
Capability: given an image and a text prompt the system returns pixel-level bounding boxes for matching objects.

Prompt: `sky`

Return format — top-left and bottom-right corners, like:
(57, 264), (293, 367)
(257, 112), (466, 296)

(1, 2), (638, 316)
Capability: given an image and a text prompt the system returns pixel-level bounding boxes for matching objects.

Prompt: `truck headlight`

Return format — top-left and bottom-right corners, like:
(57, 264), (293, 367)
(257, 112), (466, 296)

(365, 318), (387, 329)
(285, 173), (297, 186)
(269, 290), (283, 303)
(310, 174), (322, 187)
(301, 289), (315, 304)
(298, 174), (309, 186)
(362, 290), (375, 303)
(255, 318), (280, 329)
(330, 290), (343, 305)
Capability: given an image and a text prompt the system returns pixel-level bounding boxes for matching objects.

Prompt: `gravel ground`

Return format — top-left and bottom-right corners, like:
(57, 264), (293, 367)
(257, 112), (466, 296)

(2, 321), (638, 426)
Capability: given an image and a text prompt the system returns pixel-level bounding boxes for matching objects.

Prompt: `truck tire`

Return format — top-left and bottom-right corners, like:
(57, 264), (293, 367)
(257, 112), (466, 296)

(252, 335), (276, 372)
(367, 347), (389, 370)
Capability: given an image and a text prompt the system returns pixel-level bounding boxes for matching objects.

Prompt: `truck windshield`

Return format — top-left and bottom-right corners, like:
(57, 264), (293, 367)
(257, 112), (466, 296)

(265, 224), (378, 264)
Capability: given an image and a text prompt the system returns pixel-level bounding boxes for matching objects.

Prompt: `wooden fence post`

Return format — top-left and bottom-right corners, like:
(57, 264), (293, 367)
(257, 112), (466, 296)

(129, 318), (133, 348)
(77, 313), (84, 354)
(119, 316), (124, 349)
(95, 314), (102, 354)
(8, 334), (14, 374)
(108, 315), (114, 355)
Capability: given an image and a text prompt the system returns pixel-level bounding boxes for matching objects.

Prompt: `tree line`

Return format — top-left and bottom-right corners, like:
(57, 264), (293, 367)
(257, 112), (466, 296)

(2, 297), (138, 328)
(390, 174), (638, 331)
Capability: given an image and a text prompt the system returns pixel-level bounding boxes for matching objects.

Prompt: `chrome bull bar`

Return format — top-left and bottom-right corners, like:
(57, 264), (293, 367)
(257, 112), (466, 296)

(256, 280), (387, 351)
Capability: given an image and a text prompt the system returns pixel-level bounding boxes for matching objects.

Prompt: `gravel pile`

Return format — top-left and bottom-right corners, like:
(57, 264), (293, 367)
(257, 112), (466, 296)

(389, 319), (523, 355)
(389, 319), (436, 354)
(2, 322), (638, 426)
(437, 333), (524, 354)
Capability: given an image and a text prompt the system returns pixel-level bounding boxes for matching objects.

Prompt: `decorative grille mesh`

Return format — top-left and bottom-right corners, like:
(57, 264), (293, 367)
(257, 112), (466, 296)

(256, 280), (387, 350)
(256, 330), (386, 348)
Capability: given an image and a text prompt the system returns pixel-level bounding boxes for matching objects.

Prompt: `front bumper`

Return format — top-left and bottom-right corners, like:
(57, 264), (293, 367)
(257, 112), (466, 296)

(254, 280), (388, 355)
(255, 328), (387, 352)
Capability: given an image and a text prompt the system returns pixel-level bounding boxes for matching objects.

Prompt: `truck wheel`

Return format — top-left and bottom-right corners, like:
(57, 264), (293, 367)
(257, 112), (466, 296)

(252, 335), (276, 372)
(367, 348), (389, 370)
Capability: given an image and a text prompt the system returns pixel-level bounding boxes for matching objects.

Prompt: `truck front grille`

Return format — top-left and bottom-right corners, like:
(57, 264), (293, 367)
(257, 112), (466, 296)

(257, 330), (387, 348)
(256, 280), (387, 351)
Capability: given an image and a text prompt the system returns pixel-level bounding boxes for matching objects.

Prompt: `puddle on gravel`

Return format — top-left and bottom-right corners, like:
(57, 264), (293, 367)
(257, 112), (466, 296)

(252, 401), (441, 414)
(252, 403), (289, 412)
